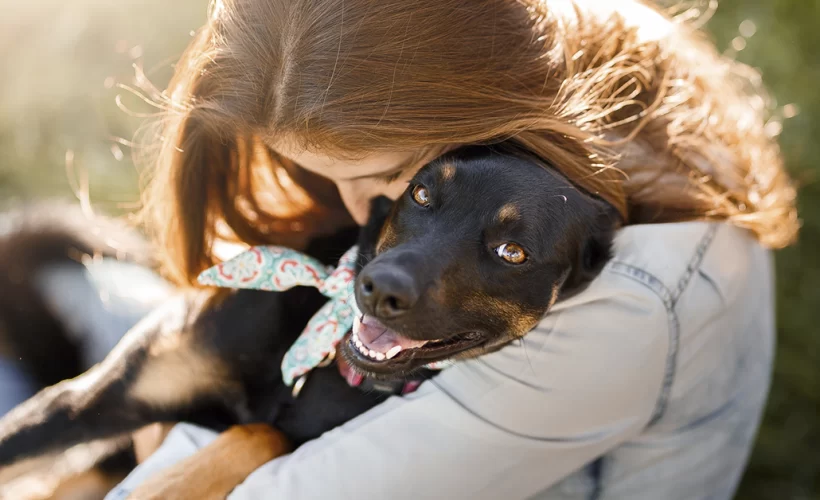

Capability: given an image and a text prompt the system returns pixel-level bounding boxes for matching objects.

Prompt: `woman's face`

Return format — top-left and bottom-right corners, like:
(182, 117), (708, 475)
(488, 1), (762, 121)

(272, 139), (449, 225)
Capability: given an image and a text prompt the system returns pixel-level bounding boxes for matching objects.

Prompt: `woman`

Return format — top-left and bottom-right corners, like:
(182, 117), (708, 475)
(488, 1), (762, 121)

(109, 0), (797, 498)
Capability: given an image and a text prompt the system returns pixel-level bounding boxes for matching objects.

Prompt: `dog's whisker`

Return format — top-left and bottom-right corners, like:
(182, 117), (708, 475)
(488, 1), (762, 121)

(519, 337), (537, 376)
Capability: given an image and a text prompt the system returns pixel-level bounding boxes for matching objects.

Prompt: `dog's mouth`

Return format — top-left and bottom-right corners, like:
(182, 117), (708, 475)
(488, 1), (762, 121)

(345, 314), (484, 374)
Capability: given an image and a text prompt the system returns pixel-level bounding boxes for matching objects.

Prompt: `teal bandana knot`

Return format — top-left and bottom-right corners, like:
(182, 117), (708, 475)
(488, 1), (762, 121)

(198, 245), (360, 386)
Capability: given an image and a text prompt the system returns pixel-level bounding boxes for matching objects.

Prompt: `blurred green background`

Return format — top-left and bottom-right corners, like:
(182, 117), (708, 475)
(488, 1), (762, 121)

(0, 1), (816, 498)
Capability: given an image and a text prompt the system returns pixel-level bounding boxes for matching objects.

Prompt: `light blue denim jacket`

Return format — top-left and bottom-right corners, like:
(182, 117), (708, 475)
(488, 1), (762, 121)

(107, 221), (774, 500)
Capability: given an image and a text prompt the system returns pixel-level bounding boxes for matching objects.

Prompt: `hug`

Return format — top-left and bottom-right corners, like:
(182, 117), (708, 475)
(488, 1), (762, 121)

(0, 0), (798, 499)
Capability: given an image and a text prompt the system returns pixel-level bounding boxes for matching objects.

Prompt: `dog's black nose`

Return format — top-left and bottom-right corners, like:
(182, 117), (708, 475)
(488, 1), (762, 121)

(358, 267), (419, 319)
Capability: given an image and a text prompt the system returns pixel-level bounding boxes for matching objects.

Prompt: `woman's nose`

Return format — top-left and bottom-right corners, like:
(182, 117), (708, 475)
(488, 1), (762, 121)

(337, 181), (378, 225)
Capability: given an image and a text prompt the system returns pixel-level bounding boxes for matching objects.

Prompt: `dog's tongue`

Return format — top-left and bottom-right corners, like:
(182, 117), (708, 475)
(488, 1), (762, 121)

(353, 315), (428, 354)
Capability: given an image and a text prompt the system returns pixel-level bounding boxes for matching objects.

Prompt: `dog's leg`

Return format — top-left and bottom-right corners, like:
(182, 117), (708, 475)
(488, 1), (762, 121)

(126, 424), (290, 500)
(0, 292), (248, 468)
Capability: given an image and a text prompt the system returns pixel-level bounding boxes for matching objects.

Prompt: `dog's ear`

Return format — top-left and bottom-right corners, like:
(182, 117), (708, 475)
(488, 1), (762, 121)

(356, 197), (395, 270)
(582, 200), (621, 279)
(561, 199), (621, 298)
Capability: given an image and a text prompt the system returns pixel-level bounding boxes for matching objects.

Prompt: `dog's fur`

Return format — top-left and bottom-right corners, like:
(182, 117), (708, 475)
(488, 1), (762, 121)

(0, 204), (150, 388)
(0, 204), (155, 497)
(0, 145), (621, 496)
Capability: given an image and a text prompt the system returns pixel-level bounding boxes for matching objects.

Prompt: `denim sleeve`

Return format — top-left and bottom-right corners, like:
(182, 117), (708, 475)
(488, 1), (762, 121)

(105, 265), (669, 500)
(231, 266), (669, 499)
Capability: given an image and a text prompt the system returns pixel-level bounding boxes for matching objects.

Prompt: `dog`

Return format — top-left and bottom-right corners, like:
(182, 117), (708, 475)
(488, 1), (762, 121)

(0, 144), (621, 496)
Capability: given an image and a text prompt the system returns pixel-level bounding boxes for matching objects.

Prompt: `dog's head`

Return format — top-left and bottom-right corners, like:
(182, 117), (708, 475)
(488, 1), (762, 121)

(342, 145), (621, 378)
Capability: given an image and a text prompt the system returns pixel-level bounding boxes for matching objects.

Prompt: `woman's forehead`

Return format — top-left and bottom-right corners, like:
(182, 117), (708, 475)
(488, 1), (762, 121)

(270, 138), (417, 181)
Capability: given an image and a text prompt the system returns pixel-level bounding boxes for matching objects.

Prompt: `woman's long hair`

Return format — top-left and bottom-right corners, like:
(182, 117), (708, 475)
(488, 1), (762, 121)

(138, 0), (798, 286)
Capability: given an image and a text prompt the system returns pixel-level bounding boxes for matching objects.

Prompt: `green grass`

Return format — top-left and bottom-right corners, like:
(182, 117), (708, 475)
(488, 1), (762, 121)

(708, 2), (820, 498)
(0, 1), (817, 498)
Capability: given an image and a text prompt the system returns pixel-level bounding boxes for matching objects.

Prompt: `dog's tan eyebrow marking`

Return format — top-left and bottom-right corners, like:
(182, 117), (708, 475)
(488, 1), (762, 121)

(376, 220), (397, 254)
(439, 163), (456, 182)
(496, 204), (520, 223)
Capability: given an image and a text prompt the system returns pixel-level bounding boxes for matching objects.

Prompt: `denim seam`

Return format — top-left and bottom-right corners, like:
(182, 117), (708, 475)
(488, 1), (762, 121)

(606, 223), (718, 426)
(670, 225), (719, 306)
(606, 261), (675, 426)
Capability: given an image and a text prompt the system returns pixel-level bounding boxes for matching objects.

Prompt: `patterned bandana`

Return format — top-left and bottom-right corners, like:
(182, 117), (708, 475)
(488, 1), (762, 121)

(198, 245), (452, 390)
(198, 245), (360, 386)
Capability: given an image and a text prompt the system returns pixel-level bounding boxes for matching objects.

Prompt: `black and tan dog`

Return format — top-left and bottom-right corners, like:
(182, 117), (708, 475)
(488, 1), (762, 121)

(0, 144), (620, 494)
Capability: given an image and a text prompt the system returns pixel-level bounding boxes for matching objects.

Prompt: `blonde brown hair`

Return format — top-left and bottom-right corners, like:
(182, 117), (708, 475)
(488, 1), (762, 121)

(139, 0), (798, 286)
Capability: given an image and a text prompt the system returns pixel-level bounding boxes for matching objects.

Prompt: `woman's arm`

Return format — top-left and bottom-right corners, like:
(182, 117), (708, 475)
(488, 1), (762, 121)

(113, 266), (670, 500)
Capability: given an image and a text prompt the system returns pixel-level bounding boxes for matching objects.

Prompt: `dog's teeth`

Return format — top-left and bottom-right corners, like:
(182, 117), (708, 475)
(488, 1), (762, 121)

(386, 346), (402, 359)
(352, 336), (390, 362)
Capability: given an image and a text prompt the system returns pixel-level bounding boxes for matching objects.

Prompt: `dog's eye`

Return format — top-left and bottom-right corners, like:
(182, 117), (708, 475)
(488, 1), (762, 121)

(411, 185), (430, 207)
(495, 243), (527, 264)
